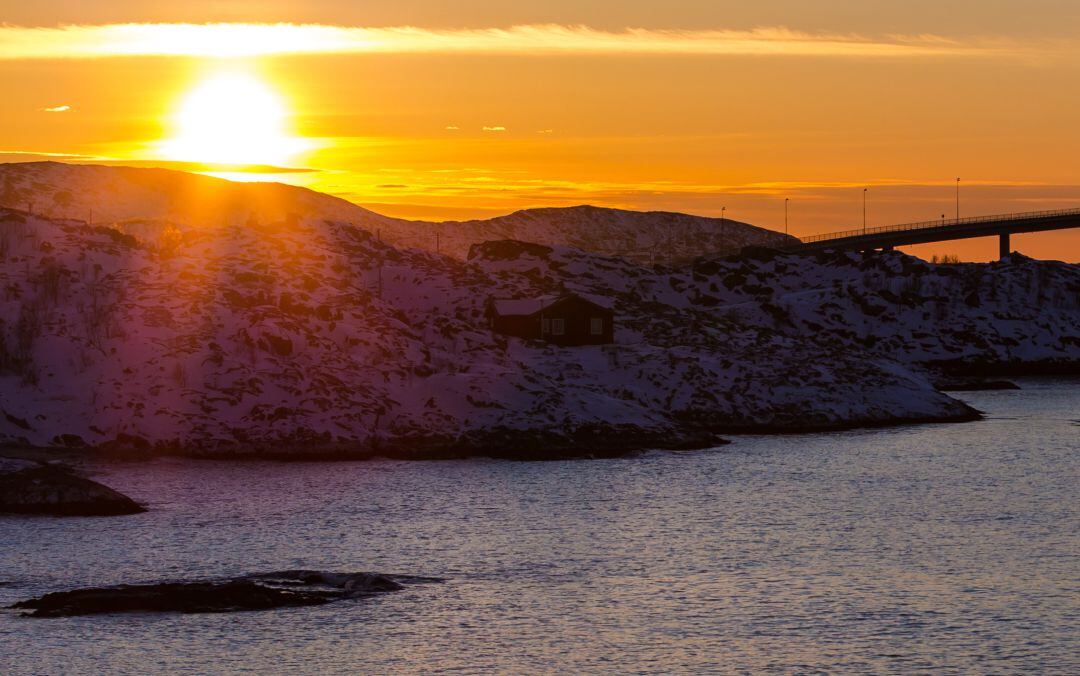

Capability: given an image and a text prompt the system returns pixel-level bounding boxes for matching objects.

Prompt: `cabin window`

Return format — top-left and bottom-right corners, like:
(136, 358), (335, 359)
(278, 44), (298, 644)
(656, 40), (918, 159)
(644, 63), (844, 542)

(590, 317), (604, 335)
(551, 318), (565, 335)
(541, 318), (551, 335)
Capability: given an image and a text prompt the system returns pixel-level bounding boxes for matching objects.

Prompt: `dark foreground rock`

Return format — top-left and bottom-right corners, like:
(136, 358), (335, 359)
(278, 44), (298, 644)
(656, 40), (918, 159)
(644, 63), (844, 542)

(11, 570), (443, 617)
(0, 459), (144, 516)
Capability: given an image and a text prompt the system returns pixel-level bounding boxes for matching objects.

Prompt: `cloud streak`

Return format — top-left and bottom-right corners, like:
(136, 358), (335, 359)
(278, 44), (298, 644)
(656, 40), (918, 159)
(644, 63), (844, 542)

(0, 23), (1035, 60)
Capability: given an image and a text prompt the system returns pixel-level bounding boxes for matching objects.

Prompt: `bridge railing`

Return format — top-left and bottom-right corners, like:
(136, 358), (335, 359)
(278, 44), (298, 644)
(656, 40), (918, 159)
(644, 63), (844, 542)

(800, 207), (1080, 244)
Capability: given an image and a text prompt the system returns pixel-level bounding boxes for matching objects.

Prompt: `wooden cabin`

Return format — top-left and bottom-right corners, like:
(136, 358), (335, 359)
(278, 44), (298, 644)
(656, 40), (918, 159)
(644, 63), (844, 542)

(487, 293), (614, 346)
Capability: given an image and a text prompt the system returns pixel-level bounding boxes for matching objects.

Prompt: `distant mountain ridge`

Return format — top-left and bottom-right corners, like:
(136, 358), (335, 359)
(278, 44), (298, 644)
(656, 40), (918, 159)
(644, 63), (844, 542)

(0, 162), (794, 263)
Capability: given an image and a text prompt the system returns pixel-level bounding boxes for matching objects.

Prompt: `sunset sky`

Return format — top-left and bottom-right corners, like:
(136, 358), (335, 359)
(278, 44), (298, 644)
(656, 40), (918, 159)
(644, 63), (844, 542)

(2, 1), (1080, 260)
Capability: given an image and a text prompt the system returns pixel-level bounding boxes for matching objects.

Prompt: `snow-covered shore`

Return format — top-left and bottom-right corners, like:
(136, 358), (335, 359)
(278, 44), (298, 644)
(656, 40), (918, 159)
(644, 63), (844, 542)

(1, 163), (1074, 459)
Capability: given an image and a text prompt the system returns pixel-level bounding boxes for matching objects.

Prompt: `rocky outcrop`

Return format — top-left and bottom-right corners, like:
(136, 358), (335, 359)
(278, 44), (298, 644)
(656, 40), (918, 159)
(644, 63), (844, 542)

(10, 570), (442, 617)
(0, 458), (144, 516)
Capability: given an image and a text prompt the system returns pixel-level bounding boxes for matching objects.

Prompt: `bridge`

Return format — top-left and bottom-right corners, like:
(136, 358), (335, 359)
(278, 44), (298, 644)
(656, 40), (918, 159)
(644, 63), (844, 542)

(788, 207), (1080, 259)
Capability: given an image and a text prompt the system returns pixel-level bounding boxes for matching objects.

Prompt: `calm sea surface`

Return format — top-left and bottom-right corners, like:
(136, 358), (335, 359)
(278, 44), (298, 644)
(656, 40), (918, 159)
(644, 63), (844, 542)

(1, 379), (1077, 674)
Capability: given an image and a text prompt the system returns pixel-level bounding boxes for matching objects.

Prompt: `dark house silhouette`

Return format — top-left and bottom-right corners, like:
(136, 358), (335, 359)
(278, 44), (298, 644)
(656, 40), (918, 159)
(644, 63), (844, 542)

(487, 293), (614, 346)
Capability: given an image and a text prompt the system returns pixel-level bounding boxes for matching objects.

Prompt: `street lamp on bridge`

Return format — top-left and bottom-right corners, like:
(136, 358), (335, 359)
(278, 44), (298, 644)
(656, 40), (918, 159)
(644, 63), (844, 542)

(863, 188), (868, 234)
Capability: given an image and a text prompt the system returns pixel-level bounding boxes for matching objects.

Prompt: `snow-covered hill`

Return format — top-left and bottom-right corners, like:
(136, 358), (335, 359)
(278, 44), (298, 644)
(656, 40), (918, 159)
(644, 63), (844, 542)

(0, 162), (793, 264)
(395, 205), (796, 264)
(0, 161), (396, 232)
(0, 163), (1074, 458)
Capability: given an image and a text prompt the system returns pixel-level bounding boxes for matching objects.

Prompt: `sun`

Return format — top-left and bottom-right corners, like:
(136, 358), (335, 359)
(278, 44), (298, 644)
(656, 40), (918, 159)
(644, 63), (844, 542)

(159, 70), (309, 167)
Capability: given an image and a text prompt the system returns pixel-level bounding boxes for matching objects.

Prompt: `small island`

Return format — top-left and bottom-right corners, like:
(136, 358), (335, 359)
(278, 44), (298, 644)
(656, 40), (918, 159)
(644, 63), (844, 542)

(10, 570), (442, 617)
(0, 458), (144, 516)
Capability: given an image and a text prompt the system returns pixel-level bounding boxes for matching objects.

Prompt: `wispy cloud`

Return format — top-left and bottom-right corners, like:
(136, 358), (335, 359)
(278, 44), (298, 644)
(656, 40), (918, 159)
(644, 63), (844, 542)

(0, 23), (1038, 60)
(482, 126), (507, 132)
(42, 105), (71, 112)
(0, 149), (98, 160)
(444, 125), (460, 130)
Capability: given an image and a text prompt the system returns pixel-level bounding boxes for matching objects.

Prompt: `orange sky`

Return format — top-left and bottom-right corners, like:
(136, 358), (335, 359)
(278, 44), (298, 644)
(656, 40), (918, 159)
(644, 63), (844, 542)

(2, 1), (1079, 261)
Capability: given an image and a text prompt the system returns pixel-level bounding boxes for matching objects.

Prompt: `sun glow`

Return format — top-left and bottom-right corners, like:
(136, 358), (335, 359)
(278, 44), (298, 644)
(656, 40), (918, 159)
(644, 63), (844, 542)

(159, 71), (309, 167)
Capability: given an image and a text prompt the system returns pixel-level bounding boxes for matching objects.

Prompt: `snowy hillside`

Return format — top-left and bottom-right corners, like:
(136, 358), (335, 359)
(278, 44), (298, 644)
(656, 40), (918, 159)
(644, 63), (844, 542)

(470, 242), (1080, 379)
(0, 162), (793, 264)
(689, 249), (1080, 372)
(0, 163), (1074, 458)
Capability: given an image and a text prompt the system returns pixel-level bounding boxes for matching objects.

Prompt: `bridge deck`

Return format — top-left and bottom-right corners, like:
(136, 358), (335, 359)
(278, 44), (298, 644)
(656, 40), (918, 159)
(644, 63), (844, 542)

(790, 207), (1080, 253)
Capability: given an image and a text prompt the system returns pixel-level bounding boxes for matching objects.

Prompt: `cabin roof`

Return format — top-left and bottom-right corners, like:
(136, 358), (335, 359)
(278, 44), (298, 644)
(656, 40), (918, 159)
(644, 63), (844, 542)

(491, 295), (559, 316)
(490, 293), (611, 317)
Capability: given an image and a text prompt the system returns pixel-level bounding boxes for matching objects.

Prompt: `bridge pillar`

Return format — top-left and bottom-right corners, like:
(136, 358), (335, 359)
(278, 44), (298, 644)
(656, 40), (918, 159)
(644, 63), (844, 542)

(999, 232), (1011, 260)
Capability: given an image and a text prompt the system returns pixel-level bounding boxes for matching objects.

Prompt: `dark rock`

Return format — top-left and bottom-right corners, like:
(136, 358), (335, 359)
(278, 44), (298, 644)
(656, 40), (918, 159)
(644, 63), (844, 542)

(11, 570), (441, 617)
(378, 423), (726, 461)
(102, 433), (152, 452)
(0, 460), (145, 516)
(739, 245), (782, 262)
(468, 239), (553, 262)
(13, 581), (327, 617)
(244, 570), (411, 595)
(4, 412), (31, 430)
(52, 434), (87, 448)
(929, 358), (1080, 377)
(262, 333), (293, 357)
(92, 226), (137, 248)
(937, 379), (1021, 391)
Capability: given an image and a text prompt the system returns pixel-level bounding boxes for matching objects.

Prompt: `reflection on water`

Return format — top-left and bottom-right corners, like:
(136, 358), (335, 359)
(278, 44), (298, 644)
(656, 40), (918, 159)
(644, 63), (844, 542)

(1, 379), (1077, 674)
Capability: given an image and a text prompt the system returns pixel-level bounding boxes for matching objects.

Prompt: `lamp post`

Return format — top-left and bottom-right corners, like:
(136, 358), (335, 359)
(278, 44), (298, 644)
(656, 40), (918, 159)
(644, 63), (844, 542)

(863, 188), (868, 234)
(720, 205), (726, 243)
(955, 177), (960, 222)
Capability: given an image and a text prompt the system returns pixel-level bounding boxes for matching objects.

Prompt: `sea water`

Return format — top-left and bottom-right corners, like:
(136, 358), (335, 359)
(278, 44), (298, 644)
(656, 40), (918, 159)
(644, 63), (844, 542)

(1, 379), (1077, 674)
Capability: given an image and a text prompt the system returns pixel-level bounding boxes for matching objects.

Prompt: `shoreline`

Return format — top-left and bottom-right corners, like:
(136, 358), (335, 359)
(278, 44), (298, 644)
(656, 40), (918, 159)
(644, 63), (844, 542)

(927, 359), (1080, 378)
(0, 405), (984, 464)
(8, 370), (1078, 466)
